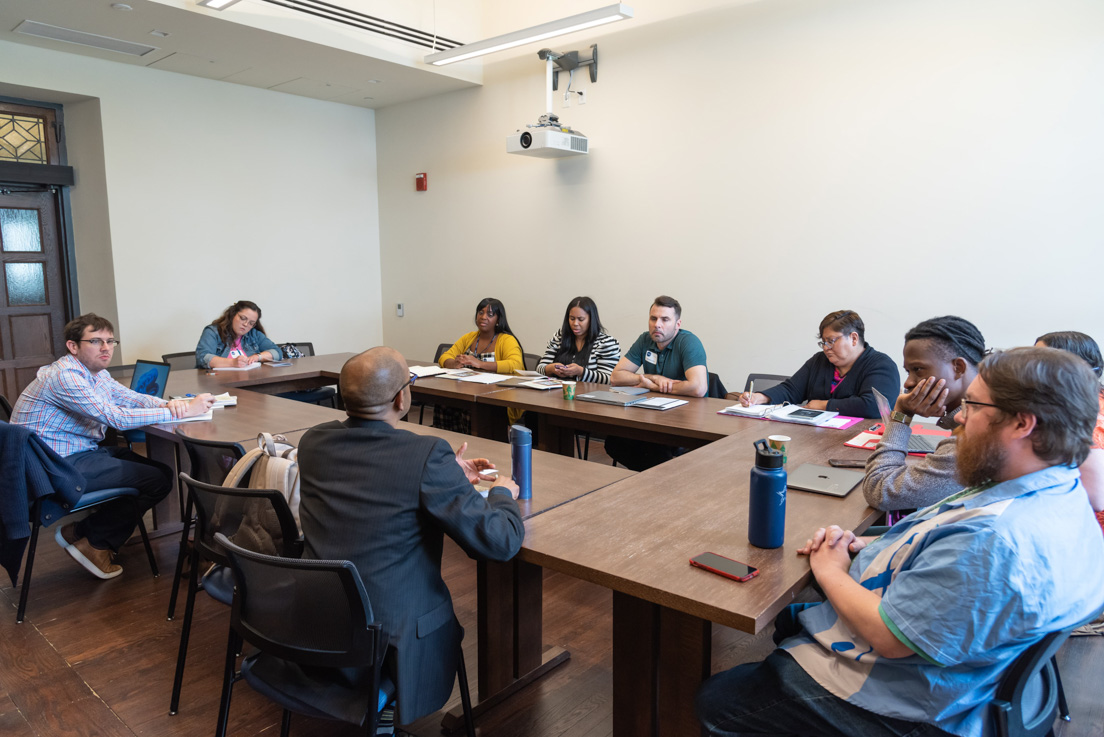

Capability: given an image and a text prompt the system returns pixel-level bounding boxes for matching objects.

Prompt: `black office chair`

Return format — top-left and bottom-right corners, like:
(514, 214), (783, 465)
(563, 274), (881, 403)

(0, 393), (12, 422)
(167, 431), (246, 621)
(162, 351), (197, 370)
(707, 372), (728, 399)
(744, 373), (789, 393)
(416, 342), (454, 425)
(275, 341), (337, 408)
(215, 532), (476, 737)
(990, 627), (1078, 737)
(523, 353), (540, 372)
(169, 473), (301, 716)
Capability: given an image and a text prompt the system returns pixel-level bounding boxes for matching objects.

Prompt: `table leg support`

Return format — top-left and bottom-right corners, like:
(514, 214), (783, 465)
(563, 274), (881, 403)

(612, 592), (710, 737)
(441, 559), (570, 732)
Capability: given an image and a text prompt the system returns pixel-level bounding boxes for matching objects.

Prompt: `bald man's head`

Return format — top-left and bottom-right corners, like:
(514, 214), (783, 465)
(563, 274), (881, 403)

(340, 347), (410, 420)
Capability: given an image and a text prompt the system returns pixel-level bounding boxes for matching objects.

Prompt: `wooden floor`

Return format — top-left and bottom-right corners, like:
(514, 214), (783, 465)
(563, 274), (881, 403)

(2, 437), (1103, 737)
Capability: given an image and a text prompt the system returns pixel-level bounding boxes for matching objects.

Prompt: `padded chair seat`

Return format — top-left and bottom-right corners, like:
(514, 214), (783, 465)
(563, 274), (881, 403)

(200, 564), (235, 606)
(242, 652), (395, 725)
(69, 486), (140, 512)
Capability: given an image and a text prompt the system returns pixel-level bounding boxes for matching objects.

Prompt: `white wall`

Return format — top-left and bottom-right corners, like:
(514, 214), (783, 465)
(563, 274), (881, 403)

(376, 0), (1104, 388)
(0, 39), (383, 363)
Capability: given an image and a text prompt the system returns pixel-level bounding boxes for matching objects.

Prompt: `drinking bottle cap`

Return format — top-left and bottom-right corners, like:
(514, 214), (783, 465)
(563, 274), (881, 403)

(753, 439), (783, 469)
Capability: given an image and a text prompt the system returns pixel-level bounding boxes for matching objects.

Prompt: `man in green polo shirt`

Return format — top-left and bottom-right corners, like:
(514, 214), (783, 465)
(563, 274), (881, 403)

(606, 295), (709, 470)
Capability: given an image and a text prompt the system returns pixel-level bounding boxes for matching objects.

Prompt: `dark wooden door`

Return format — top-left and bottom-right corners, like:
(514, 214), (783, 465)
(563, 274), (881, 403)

(0, 189), (67, 402)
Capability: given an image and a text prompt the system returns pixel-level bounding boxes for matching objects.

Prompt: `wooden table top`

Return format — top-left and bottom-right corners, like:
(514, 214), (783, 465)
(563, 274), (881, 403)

(479, 382), (750, 442)
(281, 420), (635, 520)
(519, 422), (879, 633)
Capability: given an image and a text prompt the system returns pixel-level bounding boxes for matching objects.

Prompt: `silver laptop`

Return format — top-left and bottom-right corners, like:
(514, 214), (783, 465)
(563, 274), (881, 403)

(787, 463), (864, 497)
(908, 434), (943, 453)
(576, 390), (649, 407)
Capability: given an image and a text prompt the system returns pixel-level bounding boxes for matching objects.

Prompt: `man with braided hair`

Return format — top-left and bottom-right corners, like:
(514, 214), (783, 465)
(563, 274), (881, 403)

(862, 315), (987, 511)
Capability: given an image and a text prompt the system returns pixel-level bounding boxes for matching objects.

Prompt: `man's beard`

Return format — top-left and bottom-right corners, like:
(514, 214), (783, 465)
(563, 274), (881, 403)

(956, 424), (1007, 487)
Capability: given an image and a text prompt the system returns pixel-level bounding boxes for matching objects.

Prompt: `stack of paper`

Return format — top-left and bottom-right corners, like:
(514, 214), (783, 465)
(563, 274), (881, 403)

(719, 403), (780, 418)
(410, 365), (447, 378)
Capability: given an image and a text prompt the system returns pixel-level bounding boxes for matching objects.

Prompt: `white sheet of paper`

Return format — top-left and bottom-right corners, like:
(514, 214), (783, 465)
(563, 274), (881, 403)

(456, 372), (512, 384)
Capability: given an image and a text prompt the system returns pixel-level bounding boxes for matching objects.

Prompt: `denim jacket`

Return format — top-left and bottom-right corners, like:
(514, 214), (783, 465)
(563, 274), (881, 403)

(195, 325), (282, 368)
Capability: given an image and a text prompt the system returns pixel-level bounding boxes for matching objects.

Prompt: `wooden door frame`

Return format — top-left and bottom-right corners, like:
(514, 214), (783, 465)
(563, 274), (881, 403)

(0, 96), (79, 320)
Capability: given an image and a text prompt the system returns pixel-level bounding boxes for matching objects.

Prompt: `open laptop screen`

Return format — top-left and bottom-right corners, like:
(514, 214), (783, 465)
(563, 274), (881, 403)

(130, 360), (171, 399)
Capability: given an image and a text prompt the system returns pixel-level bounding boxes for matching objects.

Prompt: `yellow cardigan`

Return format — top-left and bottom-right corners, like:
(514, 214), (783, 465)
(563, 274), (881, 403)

(439, 331), (525, 425)
(438, 330), (524, 374)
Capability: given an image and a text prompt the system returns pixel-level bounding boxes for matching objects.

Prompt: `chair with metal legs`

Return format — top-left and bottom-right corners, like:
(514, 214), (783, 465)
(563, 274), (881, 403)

(168, 473), (300, 715)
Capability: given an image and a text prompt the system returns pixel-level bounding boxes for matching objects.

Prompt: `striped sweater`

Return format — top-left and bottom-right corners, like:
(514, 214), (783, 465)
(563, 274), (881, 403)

(536, 331), (621, 384)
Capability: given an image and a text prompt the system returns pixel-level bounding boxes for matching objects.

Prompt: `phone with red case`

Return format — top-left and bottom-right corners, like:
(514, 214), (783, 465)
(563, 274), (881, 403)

(690, 552), (759, 582)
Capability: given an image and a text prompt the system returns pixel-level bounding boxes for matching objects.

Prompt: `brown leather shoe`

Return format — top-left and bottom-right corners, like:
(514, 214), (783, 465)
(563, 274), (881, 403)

(54, 523), (80, 550)
(66, 537), (123, 580)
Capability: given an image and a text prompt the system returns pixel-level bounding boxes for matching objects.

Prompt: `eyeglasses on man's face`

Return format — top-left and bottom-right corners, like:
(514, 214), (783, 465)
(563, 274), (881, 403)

(391, 373), (418, 402)
(78, 338), (120, 348)
(959, 398), (1002, 419)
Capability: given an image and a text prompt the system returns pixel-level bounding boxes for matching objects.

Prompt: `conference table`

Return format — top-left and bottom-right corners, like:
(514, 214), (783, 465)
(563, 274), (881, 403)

(521, 424), (880, 737)
(126, 354), (879, 735)
(127, 355), (635, 729)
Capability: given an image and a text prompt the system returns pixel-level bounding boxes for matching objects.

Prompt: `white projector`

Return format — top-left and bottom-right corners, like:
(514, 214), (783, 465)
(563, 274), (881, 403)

(506, 128), (589, 158)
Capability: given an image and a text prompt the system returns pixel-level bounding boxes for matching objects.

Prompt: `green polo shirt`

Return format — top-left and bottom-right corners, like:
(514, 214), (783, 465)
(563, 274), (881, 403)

(624, 329), (707, 381)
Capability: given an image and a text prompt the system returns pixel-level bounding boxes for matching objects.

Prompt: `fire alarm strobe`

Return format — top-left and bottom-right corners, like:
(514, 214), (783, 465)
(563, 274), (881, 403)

(415, 173), (428, 191)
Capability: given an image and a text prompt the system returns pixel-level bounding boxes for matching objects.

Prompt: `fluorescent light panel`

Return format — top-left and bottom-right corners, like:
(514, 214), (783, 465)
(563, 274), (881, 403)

(14, 19), (159, 56)
(197, 0), (245, 9)
(425, 3), (633, 66)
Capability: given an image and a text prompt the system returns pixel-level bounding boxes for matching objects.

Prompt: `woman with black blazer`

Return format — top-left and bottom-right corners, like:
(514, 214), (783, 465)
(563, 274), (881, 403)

(732, 310), (900, 419)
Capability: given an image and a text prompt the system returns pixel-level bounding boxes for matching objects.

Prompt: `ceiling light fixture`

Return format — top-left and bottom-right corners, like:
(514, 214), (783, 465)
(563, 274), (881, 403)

(424, 3), (632, 66)
(196, 0), (245, 10)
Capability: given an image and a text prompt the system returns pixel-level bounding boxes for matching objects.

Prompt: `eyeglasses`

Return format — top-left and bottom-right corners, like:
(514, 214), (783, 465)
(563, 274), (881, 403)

(817, 335), (842, 350)
(960, 398), (1002, 419)
(391, 373), (417, 402)
(78, 338), (120, 348)
(235, 316), (258, 328)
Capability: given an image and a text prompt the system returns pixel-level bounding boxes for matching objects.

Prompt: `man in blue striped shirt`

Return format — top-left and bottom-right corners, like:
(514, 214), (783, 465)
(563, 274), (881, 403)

(12, 314), (214, 580)
(697, 347), (1104, 737)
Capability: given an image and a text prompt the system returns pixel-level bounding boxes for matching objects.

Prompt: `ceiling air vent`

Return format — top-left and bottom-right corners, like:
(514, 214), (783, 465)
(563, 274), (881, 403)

(14, 20), (159, 57)
(261, 0), (463, 51)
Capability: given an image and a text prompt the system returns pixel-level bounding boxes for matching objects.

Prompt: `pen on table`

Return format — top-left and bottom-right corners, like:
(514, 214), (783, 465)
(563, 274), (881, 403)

(745, 380), (755, 406)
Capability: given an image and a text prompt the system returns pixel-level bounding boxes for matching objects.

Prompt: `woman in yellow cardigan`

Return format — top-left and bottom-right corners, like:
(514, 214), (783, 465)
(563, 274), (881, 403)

(436, 297), (525, 432)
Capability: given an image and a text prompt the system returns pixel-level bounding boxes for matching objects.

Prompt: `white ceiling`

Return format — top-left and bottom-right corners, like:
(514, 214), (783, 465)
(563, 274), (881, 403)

(0, 0), (482, 109)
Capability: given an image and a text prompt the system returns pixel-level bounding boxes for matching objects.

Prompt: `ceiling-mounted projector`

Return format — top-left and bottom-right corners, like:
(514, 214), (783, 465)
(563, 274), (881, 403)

(507, 114), (588, 158)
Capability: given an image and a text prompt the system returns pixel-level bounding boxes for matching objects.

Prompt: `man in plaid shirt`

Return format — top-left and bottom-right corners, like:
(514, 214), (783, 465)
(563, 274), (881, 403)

(12, 314), (214, 579)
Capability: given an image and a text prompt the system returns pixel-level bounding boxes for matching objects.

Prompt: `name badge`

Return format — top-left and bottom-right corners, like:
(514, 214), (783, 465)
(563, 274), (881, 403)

(645, 350), (658, 365)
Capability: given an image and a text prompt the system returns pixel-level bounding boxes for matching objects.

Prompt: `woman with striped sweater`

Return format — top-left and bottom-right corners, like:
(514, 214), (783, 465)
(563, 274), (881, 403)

(536, 296), (621, 383)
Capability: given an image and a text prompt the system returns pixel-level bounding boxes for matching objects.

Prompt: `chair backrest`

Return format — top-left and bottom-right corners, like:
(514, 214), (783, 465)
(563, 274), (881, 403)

(177, 428), (246, 485)
(0, 394), (12, 423)
(181, 473), (300, 565)
(433, 342), (452, 364)
(162, 351), (197, 370)
(990, 628), (1074, 737)
(523, 353), (540, 372)
(106, 364), (135, 381)
(282, 342), (315, 357)
(216, 531), (381, 670)
(744, 373), (790, 393)
(706, 372), (728, 399)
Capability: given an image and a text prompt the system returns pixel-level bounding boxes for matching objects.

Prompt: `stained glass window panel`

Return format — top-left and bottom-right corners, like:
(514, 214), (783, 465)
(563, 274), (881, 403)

(0, 209), (43, 252)
(0, 114), (47, 164)
(5, 262), (47, 305)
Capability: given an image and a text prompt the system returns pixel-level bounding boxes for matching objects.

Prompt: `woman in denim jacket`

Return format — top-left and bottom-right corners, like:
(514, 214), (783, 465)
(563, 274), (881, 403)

(195, 300), (282, 369)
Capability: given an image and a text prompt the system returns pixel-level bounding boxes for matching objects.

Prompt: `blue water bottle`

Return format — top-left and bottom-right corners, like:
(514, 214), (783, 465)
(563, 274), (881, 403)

(510, 424), (533, 500)
(748, 438), (787, 549)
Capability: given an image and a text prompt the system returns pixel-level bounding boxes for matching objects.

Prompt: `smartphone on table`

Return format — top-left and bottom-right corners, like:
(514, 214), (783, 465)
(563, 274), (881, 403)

(689, 552), (759, 582)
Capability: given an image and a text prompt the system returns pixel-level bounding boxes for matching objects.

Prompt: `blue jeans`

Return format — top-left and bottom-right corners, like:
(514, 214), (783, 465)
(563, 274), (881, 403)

(696, 648), (955, 737)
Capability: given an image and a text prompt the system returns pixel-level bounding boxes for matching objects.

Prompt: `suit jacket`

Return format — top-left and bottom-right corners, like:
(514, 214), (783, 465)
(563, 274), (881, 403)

(298, 418), (524, 724)
(0, 422), (86, 586)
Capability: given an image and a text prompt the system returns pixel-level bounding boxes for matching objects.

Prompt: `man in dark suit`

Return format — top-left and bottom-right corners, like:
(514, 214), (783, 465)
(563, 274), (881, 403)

(298, 347), (523, 728)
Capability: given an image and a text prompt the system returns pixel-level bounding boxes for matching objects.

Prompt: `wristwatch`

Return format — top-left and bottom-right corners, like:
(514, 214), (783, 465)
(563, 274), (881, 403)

(890, 410), (913, 426)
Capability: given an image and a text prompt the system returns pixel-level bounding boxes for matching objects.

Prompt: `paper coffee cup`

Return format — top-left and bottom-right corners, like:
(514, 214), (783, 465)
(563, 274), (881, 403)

(768, 435), (790, 464)
(562, 381), (577, 400)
